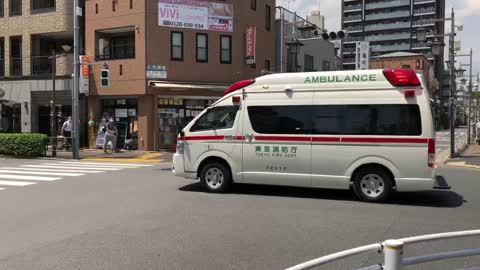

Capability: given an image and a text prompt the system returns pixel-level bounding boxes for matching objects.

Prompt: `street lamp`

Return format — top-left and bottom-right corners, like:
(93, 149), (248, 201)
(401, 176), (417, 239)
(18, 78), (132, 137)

(430, 39), (445, 56)
(456, 67), (466, 77)
(456, 49), (474, 143)
(460, 78), (468, 85)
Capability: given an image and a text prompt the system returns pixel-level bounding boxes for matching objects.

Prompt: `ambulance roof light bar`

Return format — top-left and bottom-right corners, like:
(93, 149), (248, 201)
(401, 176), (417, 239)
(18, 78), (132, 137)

(224, 79), (255, 95)
(383, 69), (421, 87)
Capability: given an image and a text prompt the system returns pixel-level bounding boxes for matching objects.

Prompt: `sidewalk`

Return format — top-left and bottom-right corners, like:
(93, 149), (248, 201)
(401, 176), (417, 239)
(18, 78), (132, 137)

(445, 144), (480, 169)
(45, 149), (173, 163)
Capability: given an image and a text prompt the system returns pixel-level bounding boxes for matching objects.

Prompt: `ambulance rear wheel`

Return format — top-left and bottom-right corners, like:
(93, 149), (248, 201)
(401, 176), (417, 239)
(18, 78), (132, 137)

(200, 162), (232, 193)
(352, 167), (393, 203)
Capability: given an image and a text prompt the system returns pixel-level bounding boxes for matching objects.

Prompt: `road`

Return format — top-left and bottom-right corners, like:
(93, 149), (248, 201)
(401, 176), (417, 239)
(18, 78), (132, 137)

(0, 158), (478, 269)
(436, 127), (468, 153)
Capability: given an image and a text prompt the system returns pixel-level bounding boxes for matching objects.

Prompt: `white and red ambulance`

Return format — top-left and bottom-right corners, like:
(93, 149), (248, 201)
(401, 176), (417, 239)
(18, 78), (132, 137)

(173, 69), (436, 202)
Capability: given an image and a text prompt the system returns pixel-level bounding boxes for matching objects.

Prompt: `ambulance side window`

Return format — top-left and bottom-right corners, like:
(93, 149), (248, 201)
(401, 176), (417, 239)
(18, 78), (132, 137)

(190, 106), (239, 132)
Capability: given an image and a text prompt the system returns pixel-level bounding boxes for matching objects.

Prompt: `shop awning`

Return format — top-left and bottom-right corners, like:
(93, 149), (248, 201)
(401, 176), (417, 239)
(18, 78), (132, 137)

(149, 81), (229, 91)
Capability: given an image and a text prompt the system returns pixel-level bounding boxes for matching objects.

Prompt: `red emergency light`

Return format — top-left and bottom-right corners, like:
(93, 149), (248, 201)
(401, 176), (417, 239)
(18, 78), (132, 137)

(383, 69), (421, 87)
(224, 79), (255, 95)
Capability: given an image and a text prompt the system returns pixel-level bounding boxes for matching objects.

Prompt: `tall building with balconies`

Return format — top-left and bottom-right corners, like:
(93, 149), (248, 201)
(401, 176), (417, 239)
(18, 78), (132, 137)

(0, 0), (79, 136)
(341, 0), (445, 76)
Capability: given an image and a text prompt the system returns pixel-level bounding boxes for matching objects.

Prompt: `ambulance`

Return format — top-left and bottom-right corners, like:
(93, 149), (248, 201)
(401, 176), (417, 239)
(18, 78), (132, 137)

(172, 69), (436, 202)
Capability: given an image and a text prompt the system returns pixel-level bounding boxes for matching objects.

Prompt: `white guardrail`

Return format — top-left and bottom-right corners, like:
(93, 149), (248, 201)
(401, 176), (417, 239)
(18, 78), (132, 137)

(455, 132), (468, 154)
(285, 229), (480, 270)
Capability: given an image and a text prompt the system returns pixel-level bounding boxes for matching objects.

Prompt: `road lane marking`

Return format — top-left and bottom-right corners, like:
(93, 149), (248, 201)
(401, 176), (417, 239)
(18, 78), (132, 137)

(23, 165), (120, 171)
(39, 163), (131, 170)
(58, 161), (152, 167)
(0, 167), (104, 173)
(0, 170), (83, 177)
(0, 174), (61, 181)
(0, 181), (36, 186)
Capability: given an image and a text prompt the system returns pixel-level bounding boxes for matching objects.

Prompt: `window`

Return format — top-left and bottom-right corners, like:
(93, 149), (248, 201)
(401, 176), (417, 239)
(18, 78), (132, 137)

(31, 0), (55, 13)
(130, 0), (133, 9)
(265, 5), (271, 31)
(304, 54), (314, 72)
(10, 36), (22, 77)
(96, 29), (135, 60)
(312, 105), (422, 136)
(112, 0), (115, 11)
(251, 0), (256, 10)
(264, 59), (270, 71)
(220, 35), (231, 64)
(119, 64), (123, 75)
(322, 61), (331, 71)
(95, 3), (98, 14)
(171, 32), (183, 61)
(0, 38), (4, 78)
(0, 0), (4, 17)
(248, 106), (312, 134)
(196, 33), (208, 62)
(9, 0), (21, 16)
(190, 106), (239, 132)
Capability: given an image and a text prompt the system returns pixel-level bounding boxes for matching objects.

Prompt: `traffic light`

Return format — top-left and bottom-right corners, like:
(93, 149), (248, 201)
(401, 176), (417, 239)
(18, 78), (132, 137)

(101, 68), (109, 87)
(322, 30), (347, 41)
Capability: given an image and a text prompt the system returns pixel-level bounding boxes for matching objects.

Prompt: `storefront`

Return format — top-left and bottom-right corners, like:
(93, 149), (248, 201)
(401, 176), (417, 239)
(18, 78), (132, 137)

(99, 98), (139, 149)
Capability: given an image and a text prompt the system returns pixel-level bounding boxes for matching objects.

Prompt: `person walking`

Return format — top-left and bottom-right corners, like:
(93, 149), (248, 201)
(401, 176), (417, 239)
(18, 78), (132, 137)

(61, 116), (73, 150)
(476, 120), (480, 144)
(103, 117), (118, 152)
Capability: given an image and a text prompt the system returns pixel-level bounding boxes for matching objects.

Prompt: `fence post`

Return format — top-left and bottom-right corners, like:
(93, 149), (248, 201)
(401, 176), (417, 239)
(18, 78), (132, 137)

(384, 240), (403, 270)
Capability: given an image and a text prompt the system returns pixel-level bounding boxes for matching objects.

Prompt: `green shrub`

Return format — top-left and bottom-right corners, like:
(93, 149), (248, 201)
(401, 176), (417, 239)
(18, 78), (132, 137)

(0, 133), (49, 157)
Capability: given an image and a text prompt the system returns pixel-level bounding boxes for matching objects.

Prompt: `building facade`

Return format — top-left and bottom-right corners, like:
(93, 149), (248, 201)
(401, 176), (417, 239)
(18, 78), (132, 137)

(0, 0), (76, 134)
(86, 0), (276, 151)
(275, 7), (335, 73)
(341, 0), (445, 76)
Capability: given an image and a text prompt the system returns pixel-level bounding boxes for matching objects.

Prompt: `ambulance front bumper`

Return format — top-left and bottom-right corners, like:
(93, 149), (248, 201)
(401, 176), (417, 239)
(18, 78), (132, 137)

(172, 153), (197, 179)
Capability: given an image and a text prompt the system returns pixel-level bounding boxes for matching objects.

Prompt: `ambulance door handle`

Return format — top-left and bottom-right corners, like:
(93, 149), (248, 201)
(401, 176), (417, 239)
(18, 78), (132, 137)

(224, 135), (234, 141)
(246, 133), (254, 142)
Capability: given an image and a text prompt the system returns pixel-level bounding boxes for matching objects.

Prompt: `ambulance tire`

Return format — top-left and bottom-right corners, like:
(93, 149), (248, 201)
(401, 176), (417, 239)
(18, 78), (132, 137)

(352, 167), (393, 203)
(200, 162), (232, 193)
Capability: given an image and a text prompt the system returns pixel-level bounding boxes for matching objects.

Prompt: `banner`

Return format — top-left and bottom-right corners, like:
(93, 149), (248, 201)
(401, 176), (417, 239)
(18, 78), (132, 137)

(158, 0), (233, 32)
(79, 56), (90, 95)
(245, 26), (256, 65)
(355, 41), (370, 70)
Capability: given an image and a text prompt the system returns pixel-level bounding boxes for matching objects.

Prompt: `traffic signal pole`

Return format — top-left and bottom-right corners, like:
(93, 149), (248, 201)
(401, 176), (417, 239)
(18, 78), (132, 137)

(72, 0), (80, 159)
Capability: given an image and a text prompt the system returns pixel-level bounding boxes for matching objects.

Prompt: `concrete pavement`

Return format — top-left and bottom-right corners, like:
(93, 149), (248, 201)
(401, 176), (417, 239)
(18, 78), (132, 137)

(0, 159), (478, 269)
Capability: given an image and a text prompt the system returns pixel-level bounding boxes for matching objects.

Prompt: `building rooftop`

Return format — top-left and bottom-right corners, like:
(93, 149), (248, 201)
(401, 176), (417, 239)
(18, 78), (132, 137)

(372, 52), (424, 59)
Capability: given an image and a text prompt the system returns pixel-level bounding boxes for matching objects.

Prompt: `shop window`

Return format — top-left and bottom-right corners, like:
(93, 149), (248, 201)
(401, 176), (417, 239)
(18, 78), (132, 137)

(171, 31), (183, 61)
(196, 33), (208, 62)
(220, 35), (231, 64)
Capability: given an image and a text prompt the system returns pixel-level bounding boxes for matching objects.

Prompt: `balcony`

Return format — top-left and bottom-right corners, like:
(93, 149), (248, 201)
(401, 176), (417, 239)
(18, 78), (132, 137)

(366, 0), (410, 10)
(414, 7), (435, 16)
(365, 32), (411, 42)
(414, 0), (435, 4)
(10, 58), (22, 77)
(412, 19), (435, 27)
(343, 36), (364, 44)
(96, 27), (136, 60)
(412, 42), (431, 49)
(344, 4), (362, 12)
(366, 10), (410, 21)
(342, 47), (356, 54)
(371, 43), (410, 52)
(31, 55), (52, 76)
(344, 15), (362, 23)
(346, 25), (363, 33)
(364, 21), (411, 31)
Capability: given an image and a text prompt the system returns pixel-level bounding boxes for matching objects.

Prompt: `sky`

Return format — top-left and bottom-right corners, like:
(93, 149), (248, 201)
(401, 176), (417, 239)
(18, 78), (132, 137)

(277, 0), (480, 77)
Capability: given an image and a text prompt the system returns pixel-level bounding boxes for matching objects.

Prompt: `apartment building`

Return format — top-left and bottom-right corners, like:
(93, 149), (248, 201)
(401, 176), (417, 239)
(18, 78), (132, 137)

(341, 0), (445, 76)
(0, 0), (76, 134)
(86, 0), (276, 151)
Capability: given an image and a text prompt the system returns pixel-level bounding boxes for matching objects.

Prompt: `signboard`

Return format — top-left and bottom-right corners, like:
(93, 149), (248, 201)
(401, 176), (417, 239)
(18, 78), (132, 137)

(147, 65), (168, 79)
(355, 41), (370, 70)
(158, 0), (233, 32)
(79, 56), (90, 95)
(245, 26), (256, 65)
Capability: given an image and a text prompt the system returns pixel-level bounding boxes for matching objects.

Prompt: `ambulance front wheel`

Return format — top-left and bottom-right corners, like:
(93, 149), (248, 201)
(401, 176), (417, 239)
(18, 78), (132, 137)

(352, 166), (394, 203)
(200, 162), (232, 193)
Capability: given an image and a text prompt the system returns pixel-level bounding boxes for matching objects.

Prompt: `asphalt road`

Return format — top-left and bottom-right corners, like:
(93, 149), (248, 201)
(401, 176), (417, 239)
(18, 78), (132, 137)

(0, 158), (479, 270)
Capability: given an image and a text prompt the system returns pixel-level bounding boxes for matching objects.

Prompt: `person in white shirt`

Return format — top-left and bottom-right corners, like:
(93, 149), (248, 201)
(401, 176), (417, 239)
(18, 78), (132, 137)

(476, 121), (480, 143)
(103, 118), (119, 152)
(61, 116), (73, 149)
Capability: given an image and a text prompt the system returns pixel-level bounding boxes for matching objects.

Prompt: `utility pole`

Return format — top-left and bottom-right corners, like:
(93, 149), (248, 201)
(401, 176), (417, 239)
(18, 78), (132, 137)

(467, 48), (473, 144)
(449, 9), (456, 159)
(50, 49), (57, 157)
(72, 0), (80, 159)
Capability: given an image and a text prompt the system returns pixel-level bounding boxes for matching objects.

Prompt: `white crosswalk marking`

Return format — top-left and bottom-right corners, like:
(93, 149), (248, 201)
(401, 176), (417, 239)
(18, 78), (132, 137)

(0, 167), (104, 173)
(0, 174), (61, 181)
(0, 161), (152, 191)
(0, 170), (84, 177)
(58, 161), (153, 167)
(22, 165), (121, 171)
(0, 181), (36, 186)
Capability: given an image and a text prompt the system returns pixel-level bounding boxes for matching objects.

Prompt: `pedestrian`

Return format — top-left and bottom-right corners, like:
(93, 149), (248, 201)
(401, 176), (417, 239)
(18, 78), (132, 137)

(103, 117), (118, 152)
(476, 120), (480, 143)
(61, 116), (73, 150)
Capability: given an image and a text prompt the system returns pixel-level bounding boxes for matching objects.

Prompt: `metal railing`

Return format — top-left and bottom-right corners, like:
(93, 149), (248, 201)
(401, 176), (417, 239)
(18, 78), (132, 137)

(31, 55), (52, 76)
(10, 57), (22, 77)
(286, 229), (480, 270)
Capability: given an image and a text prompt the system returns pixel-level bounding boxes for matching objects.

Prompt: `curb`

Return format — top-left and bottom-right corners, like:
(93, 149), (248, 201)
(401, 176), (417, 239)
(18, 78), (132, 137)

(444, 161), (480, 170)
